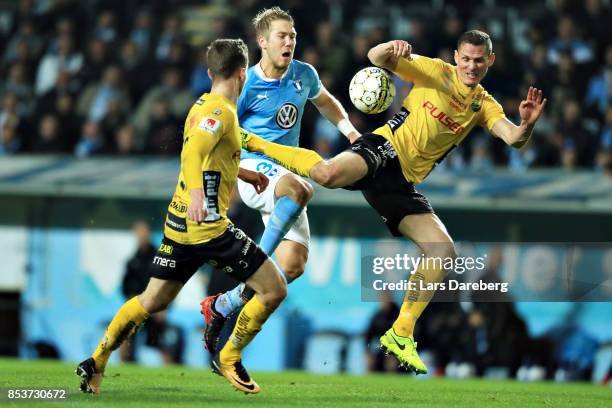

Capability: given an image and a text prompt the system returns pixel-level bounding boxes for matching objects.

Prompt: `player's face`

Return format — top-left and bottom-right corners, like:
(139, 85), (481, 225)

(454, 43), (495, 87)
(260, 19), (296, 70)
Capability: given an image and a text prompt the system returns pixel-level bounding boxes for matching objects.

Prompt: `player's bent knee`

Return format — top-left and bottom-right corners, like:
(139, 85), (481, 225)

(258, 281), (287, 309)
(311, 162), (340, 188)
(301, 181), (314, 202)
(277, 174), (314, 205)
(284, 266), (305, 281)
(424, 243), (457, 261)
(138, 293), (169, 314)
(440, 242), (457, 260)
(270, 282), (288, 307)
(291, 179), (313, 205)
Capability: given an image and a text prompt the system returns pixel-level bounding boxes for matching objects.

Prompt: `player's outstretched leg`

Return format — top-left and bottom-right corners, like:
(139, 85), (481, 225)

(380, 213), (456, 374)
(213, 259), (286, 394)
(76, 278), (181, 393)
(201, 173), (312, 353)
(242, 131), (369, 188)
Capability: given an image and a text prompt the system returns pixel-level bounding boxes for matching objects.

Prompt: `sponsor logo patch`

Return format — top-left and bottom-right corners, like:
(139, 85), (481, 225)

(170, 199), (187, 213)
(198, 117), (222, 133)
(422, 101), (465, 134)
(471, 92), (484, 112)
(166, 212), (187, 232)
(159, 243), (173, 255)
(241, 239), (252, 255)
(153, 256), (176, 268)
(275, 103), (298, 129)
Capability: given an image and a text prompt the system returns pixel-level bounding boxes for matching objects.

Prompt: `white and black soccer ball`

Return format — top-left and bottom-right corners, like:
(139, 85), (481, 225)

(349, 67), (396, 114)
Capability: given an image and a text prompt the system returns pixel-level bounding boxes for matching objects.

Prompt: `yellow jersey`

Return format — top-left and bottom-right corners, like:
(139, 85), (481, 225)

(373, 55), (506, 184)
(164, 93), (242, 245)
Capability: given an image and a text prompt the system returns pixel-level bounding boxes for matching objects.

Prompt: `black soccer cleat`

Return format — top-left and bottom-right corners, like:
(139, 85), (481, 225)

(75, 357), (103, 394)
(200, 294), (227, 353)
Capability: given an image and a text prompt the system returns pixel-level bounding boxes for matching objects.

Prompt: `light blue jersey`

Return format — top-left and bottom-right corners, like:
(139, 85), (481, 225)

(239, 59), (322, 160)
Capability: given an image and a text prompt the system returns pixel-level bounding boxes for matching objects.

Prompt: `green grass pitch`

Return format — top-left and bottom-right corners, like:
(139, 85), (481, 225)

(0, 358), (609, 407)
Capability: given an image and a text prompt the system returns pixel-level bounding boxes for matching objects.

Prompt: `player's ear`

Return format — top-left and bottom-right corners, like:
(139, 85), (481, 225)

(207, 68), (213, 80)
(487, 52), (496, 67)
(257, 34), (266, 50)
(453, 49), (459, 65)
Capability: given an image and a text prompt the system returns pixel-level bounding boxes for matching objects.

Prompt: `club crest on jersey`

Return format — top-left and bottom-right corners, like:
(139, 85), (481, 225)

(292, 80), (303, 94)
(276, 103), (298, 129)
(198, 117), (222, 133)
(470, 93), (483, 112)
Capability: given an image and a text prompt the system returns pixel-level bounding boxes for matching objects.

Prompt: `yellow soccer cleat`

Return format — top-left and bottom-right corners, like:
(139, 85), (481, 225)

(212, 355), (261, 394)
(379, 328), (428, 374)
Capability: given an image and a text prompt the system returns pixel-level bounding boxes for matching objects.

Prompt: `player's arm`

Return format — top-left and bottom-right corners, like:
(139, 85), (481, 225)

(368, 40), (440, 85)
(184, 118), (223, 222)
(367, 40), (413, 72)
(311, 85), (361, 143)
(490, 87), (547, 148)
(238, 167), (269, 194)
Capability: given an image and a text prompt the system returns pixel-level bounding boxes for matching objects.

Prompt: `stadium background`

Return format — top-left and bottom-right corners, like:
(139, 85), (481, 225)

(0, 0), (611, 384)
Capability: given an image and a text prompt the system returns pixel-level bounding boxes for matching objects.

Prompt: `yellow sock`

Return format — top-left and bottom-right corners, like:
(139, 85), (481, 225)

(219, 295), (273, 365)
(92, 296), (149, 372)
(244, 132), (323, 177)
(392, 260), (446, 337)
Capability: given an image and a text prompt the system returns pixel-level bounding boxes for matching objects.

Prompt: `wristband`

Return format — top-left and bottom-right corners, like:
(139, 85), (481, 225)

(337, 118), (357, 137)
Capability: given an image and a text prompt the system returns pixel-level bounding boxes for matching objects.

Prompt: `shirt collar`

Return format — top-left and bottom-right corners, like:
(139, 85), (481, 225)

(255, 60), (291, 82)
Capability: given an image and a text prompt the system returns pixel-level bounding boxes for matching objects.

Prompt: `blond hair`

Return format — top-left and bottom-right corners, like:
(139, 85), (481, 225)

(252, 7), (294, 37)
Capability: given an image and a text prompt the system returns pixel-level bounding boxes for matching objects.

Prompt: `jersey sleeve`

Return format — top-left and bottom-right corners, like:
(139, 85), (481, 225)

(394, 55), (444, 85)
(305, 63), (323, 100)
(182, 107), (227, 189)
(479, 92), (506, 132)
(237, 86), (249, 119)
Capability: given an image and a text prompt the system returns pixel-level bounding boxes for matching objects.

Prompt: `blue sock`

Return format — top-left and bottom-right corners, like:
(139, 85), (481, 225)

(260, 196), (303, 255)
(214, 283), (245, 317)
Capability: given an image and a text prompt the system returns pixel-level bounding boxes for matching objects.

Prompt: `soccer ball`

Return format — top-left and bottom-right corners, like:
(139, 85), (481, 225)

(349, 67), (396, 114)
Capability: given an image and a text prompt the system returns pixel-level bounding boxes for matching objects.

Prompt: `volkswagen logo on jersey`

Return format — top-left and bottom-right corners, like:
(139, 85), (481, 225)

(275, 103), (298, 129)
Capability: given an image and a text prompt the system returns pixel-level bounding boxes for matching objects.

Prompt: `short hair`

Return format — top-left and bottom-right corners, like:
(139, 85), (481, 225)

(457, 30), (493, 55)
(252, 7), (294, 37)
(206, 39), (248, 79)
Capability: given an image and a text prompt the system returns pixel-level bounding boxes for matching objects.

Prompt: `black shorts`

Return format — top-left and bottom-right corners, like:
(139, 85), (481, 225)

(344, 132), (433, 237)
(150, 224), (267, 284)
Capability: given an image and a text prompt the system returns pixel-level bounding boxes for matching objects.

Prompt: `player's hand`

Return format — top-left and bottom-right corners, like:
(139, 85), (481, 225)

(519, 86), (547, 126)
(188, 188), (207, 222)
(238, 168), (269, 194)
(388, 40), (412, 60)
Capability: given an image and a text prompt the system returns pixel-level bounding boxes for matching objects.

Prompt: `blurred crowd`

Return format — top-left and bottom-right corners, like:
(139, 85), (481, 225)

(0, 0), (611, 173)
